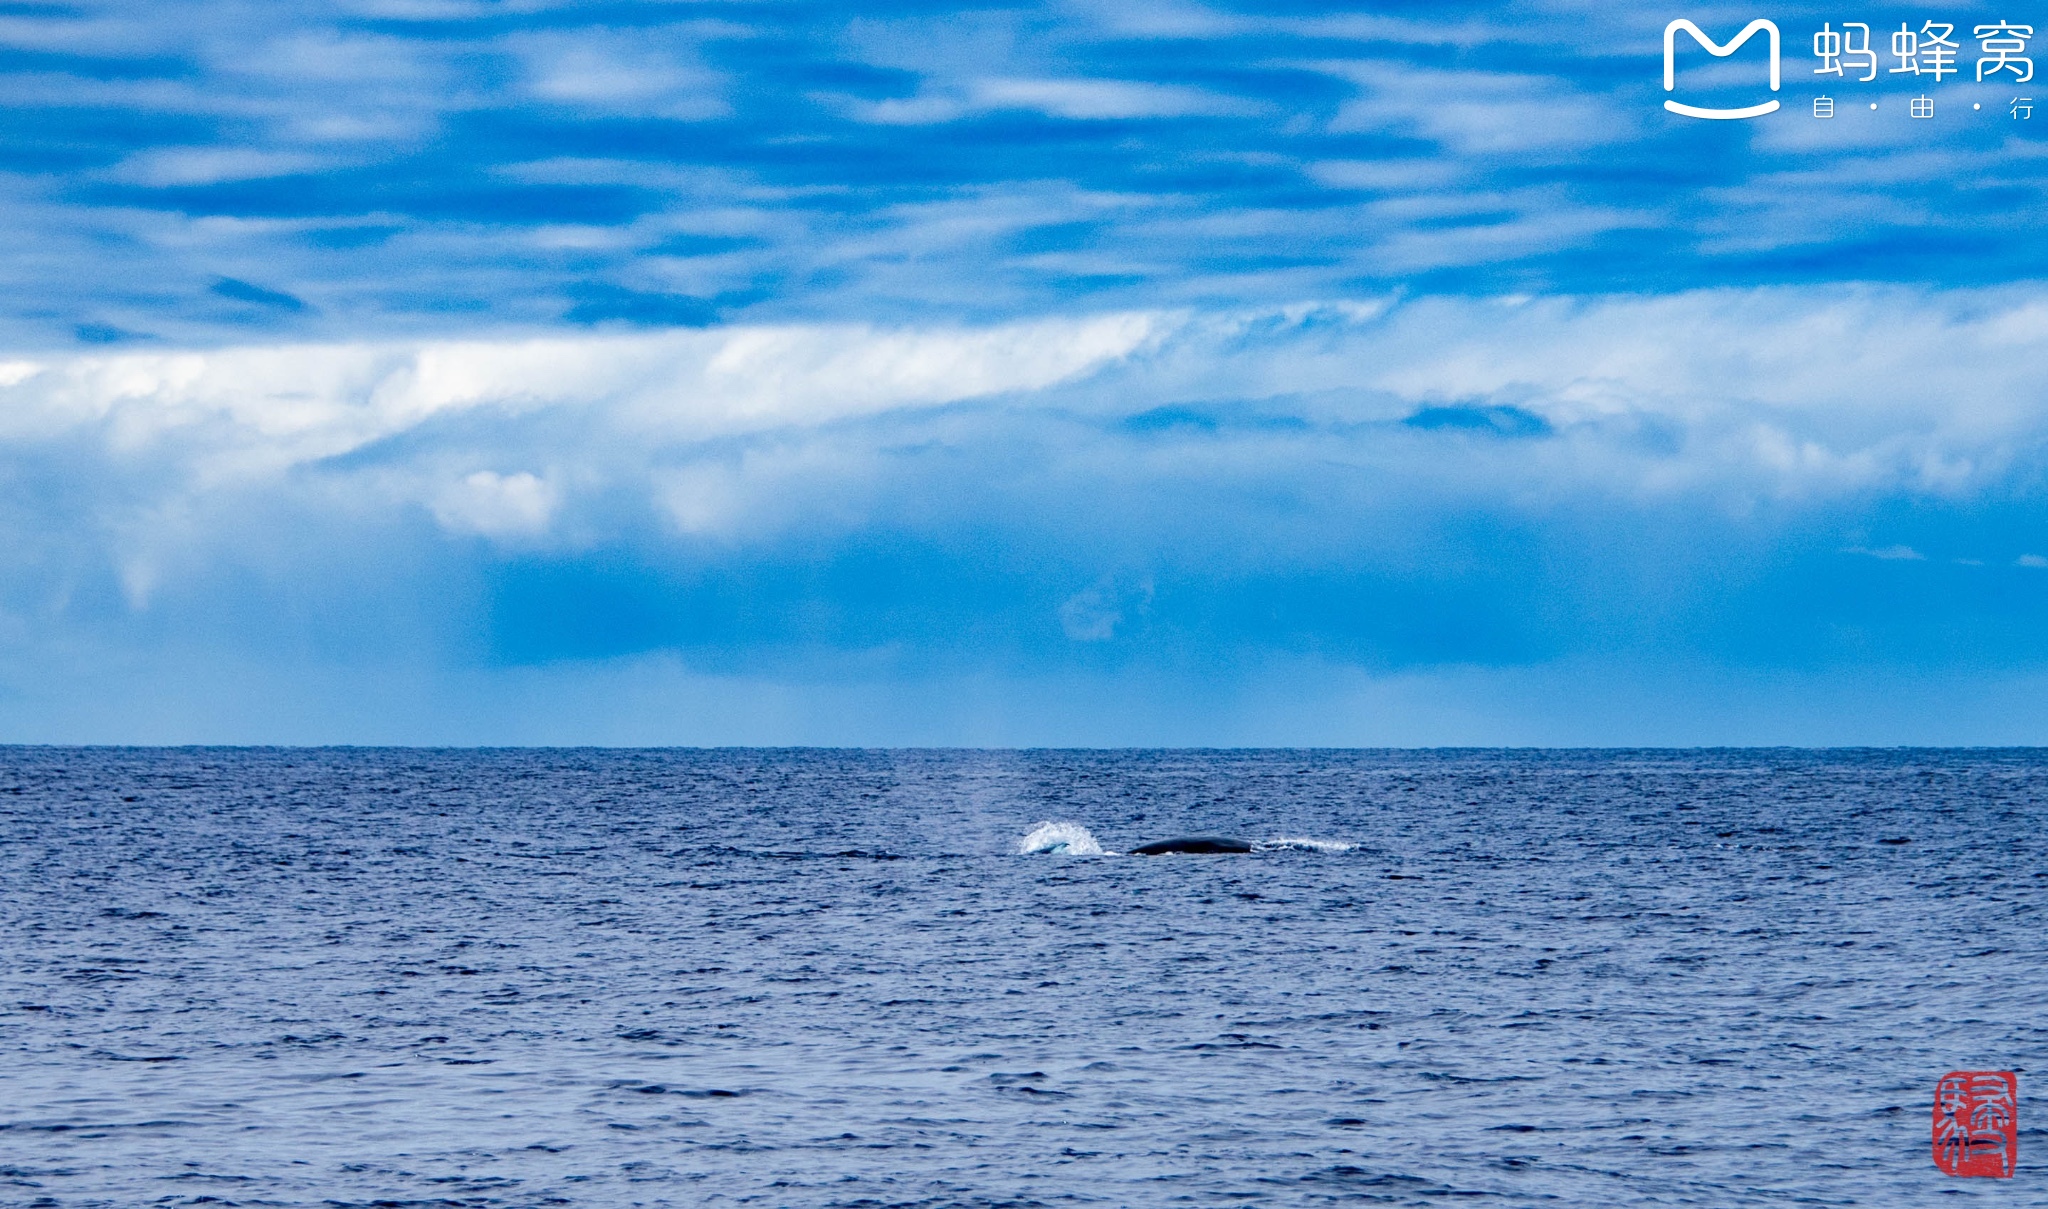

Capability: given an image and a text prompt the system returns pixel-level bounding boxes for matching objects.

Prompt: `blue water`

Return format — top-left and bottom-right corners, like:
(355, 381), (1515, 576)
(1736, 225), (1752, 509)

(1, 748), (2042, 1207)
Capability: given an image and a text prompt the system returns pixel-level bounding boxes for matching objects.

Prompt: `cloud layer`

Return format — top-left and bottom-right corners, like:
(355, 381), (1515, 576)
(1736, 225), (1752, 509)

(7, 287), (2048, 741)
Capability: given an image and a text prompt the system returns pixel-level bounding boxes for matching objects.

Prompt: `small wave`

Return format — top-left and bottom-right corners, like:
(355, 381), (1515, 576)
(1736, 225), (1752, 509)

(1018, 821), (1107, 856)
(1255, 837), (1355, 853)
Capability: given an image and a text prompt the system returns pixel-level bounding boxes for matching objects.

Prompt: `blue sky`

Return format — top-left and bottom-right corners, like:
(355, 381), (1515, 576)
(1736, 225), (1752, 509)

(5, 0), (2048, 743)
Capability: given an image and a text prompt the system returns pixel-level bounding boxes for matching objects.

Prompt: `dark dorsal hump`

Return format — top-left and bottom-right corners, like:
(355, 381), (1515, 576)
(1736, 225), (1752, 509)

(1128, 835), (1255, 855)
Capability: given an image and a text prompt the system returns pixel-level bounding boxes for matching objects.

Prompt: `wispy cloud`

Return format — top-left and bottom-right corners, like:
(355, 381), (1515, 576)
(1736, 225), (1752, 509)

(507, 27), (735, 120)
(108, 147), (336, 187)
(1, 1), (2042, 345)
(432, 470), (558, 539)
(1321, 62), (1636, 154)
(847, 76), (1259, 124)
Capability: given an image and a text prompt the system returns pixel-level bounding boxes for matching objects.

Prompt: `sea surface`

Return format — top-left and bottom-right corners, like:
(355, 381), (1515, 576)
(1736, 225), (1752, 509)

(1, 747), (2042, 1207)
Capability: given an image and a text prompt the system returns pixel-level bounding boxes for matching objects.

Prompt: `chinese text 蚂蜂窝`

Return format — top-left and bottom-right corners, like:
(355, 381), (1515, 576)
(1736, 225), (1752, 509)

(1814, 21), (2033, 82)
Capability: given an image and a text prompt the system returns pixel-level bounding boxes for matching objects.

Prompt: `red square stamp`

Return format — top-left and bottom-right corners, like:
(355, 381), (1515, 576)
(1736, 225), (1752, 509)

(1933, 1070), (2018, 1178)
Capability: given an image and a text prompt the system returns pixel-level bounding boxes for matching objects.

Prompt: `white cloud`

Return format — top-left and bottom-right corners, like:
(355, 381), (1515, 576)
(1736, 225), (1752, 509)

(1060, 576), (1153, 640)
(340, 0), (555, 16)
(1063, 0), (1245, 39)
(1277, 13), (1510, 47)
(509, 29), (730, 119)
(109, 147), (334, 187)
(688, 312), (1160, 425)
(844, 76), (1256, 124)
(656, 437), (898, 539)
(432, 470), (557, 538)
(1332, 288), (2048, 501)
(971, 76), (1254, 119)
(231, 31), (441, 89)
(1322, 62), (1634, 154)
(842, 92), (973, 125)
(1304, 158), (1463, 192)
(1364, 191), (1651, 271)
(0, 10), (172, 55)
(0, 312), (1159, 485)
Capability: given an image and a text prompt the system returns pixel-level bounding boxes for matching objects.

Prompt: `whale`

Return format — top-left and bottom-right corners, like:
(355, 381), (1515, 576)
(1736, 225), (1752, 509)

(1128, 835), (1255, 855)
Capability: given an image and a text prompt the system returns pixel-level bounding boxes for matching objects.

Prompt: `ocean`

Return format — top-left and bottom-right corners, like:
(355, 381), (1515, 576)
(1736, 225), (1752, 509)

(1, 747), (2040, 1206)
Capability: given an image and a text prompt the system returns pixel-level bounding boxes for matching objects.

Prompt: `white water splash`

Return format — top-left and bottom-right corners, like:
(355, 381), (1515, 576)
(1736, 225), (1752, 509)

(1018, 821), (1108, 856)
(1255, 837), (1356, 853)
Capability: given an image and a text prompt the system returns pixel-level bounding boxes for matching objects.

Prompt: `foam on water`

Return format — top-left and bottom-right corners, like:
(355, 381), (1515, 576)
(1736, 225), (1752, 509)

(1018, 820), (1107, 855)
(1256, 836), (1356, 853)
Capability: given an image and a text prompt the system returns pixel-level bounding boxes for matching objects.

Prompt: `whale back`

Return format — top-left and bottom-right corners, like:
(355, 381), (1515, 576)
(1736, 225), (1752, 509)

(1128, 835), (1254, 855)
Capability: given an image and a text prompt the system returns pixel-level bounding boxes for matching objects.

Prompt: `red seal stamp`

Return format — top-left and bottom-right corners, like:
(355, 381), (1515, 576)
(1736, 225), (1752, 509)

(1933, 1070), (2018, 1178)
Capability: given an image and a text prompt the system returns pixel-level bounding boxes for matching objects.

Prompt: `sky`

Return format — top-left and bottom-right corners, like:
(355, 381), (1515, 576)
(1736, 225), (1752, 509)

(6, 0), (2048, 744)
